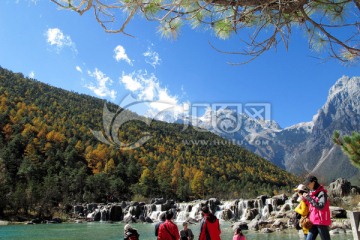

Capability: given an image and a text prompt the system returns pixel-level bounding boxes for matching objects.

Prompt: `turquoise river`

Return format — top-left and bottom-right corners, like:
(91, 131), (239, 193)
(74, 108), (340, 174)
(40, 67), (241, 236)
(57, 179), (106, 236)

(0, 222), (353, 240)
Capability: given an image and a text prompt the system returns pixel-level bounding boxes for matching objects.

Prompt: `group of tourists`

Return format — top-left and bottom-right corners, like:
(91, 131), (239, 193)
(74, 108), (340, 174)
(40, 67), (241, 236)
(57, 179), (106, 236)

(124, 175), (330, 240)
(153, 206), (227, 240)
(124, 205), (245, 240)
(294, 175), (332, 240)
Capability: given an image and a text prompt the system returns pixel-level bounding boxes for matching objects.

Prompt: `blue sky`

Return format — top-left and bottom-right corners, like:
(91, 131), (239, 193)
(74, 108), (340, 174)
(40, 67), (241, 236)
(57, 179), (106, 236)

(0, 0), (359, 128)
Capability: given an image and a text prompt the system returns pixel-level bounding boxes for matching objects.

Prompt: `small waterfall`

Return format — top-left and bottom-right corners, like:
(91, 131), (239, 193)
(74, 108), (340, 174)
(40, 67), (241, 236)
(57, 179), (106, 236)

(156, 204), (162, 211)
(189, 203), (201, 220)
(177, 203), (192, 212)
(261, 198), (273, 220)
(254, 199), (263, 219)
(78, 195), (294, 223)
(175, 203), (192, 222)
(175, 210), (188, 222)
(100, 207), (108, 221)
(285, 199), (293, 209)
(214, 201), (235, 220)
(143, 204), (163, 221)
(261, 205), (270, 219)
(266, 198), (277, 211)
(149, 211), (162, 221)
(214, 204), (223, 220)
(124, 212), (132, 219)
(86, 211), (95, 220)
(238, 199), (248, 221)
(143, 204), (155, 218)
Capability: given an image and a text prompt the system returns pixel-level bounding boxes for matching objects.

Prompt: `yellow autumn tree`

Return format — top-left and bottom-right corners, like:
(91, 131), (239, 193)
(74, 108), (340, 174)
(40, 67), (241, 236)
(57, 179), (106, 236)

(104, 158), (116, 173)
(190, 169), (205, 199)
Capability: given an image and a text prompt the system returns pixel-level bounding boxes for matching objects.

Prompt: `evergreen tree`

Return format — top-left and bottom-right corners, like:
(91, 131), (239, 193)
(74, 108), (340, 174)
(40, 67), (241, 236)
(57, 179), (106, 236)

(0, 66), (297, 217)
(0, 158), (10, 217)
(333, 131), (360, 169)
(50, 0), (360, 63)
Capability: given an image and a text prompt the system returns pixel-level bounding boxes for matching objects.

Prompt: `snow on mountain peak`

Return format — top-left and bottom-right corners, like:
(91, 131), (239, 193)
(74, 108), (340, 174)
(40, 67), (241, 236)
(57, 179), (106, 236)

(328, 76), (360, 102)
(285, 121), (314, 133)
(311, 76), (360, 123)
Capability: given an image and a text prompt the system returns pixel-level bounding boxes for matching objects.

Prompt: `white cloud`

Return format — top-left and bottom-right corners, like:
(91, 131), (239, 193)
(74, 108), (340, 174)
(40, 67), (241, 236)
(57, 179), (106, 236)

(121, 74), (142, 91)
(120, 71), (158, 101)
(29, 71), (35, 78)
(139, 76), (157, 101)
(149, 88), (178, 112)
(76, 66), (82, 73)
(119, 71), (188, 121)
(85, 68), (116, 100)
(143, 47), (161, 68)
(158, 88), (178, 105)
(46, 28), (77, 53)
(114, 45), (132, 65)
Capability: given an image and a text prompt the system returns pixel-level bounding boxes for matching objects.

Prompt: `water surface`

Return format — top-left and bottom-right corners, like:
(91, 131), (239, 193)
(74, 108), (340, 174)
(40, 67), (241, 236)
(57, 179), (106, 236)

(0, 222), (352, 240)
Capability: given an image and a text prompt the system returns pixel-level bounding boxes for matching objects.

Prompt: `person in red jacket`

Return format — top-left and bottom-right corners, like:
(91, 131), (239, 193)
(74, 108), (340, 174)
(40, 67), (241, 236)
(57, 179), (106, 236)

(198, 206), (221, 240)
(158, 210), (180, 240)
(302, 175), (331, 240)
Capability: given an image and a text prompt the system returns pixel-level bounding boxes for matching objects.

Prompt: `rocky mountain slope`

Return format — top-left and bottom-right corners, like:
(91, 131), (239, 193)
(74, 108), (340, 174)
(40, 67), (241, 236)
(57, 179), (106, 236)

(287, 76), (360, 182)
(188, 76), (360, 183)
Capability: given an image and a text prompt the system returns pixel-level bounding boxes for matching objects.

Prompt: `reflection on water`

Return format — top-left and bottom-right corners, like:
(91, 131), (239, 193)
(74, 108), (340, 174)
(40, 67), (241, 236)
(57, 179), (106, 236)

(0, 222), (352, 240)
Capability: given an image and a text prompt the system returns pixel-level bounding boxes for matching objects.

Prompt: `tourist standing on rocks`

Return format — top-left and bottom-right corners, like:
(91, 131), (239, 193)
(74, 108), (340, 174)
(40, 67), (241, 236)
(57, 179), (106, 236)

(180, 222), (194, 240)
(158, 210), (180, 240)
(124, 224), (140, 240)
(232, 227), (246, 240)
(294, 184), (310, 239)
(302, 176), (331, 240)
(199, 206), (221, 240)
(155, 212), (166, 238)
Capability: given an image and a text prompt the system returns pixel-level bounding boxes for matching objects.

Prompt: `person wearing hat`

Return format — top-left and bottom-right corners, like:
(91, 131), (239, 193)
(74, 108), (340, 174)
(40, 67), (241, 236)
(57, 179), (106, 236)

(302, 176), (331, 240)
(124, 224), (140, 240)
(294, 184), (310, 239)
(198, 206), (221, 240)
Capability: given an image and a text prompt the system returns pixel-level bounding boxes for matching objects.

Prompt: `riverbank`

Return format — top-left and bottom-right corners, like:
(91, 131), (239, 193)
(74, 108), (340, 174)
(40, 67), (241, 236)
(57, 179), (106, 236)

(0, 220), (9, 225)
(1, 178), (358, 238)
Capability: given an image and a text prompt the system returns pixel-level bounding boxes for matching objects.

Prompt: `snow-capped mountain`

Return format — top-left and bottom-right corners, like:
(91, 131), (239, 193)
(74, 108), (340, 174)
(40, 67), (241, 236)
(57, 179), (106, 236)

(181, 76), (360, 183)
(179, 106), (288, 167)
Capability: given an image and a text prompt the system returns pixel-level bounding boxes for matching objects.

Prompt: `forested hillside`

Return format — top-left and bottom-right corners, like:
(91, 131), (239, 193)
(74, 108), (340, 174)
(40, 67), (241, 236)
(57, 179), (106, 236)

(0, 67), (297, 217)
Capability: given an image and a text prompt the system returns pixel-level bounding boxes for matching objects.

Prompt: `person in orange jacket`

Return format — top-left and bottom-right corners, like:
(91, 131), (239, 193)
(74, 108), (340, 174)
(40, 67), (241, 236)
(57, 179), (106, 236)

(158, 210), (180, 240)
(198, 206), (221, 240)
